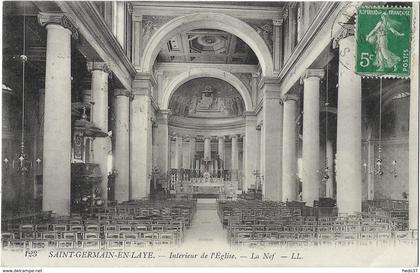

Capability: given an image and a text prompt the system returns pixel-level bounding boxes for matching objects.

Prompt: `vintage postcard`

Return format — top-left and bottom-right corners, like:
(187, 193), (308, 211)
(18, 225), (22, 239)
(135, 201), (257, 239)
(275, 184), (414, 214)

(1, 1), (419, 270)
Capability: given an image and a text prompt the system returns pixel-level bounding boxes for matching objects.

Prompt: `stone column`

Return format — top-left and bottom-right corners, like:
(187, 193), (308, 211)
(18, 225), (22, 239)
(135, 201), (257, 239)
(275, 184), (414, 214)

(130, 74), (154, 199)
(409, 2), (419, 230)
(218, 136), (225, 168)
(241, 134), (246, 189)
(325, 139), (334, 198)
(204, 136), (211, 162)
(334, 27), (362, 214)
(87, 61), (110, 202)
(156, 110), (170, 176)
(190, 137), (196, 169)
(175, 136), (183, 170)
(38, 13), (77, 215)
(281, 94), (298, 202)
(182, 137), (190, 169)
(113, 89), (131, 202)
(300, 69), (324, 206)
(260, 78), (283, 201)
(244, 112), (257, 191)
(256, 123), (262, 189)
(231, 135), (239, 180)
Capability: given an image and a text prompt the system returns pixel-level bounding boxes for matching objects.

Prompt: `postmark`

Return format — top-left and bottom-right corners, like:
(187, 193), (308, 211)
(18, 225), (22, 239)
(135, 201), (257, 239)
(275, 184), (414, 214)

(356, 6), (412, 77)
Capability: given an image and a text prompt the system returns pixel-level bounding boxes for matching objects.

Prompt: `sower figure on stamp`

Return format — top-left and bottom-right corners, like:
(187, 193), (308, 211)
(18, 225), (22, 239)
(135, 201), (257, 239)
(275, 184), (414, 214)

(366, 12), (405, 71)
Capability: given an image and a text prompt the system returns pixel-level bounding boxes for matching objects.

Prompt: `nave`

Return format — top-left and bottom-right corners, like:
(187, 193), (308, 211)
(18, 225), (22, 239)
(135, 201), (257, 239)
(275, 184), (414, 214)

(1, 2), (418, 267)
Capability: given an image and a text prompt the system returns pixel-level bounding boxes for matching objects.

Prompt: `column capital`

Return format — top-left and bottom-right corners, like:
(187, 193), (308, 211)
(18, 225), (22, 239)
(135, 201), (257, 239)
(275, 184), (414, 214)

(229, 134), (239, 140)
(264, 90), (282, 100)
(159, 109), (172, 116)
(243, 111), (257, 117)
(174, 133), (183, 139)
(300, 69), (325, 84)
(281, 94), (299, 104)
(127, 3), (134, 15)
(217, 135), (226, 140)
(258, 76), (280, 90)
(332, 24), (355, 49)
(131, 73), (157, 96)
(38, 12), (78, 39)
(273, 19), (284, 26)
(87, 62), (111, 74)
(114, 89), (132, 98)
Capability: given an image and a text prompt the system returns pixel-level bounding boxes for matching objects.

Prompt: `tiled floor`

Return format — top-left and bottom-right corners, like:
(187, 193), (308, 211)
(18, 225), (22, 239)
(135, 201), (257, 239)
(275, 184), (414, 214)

(183, 199), (229, 248)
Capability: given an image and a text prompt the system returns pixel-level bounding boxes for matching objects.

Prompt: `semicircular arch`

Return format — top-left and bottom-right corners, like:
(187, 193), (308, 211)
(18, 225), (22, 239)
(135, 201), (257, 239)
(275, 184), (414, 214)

(161, 68), (253, 112)
(141, 13), (273, 77)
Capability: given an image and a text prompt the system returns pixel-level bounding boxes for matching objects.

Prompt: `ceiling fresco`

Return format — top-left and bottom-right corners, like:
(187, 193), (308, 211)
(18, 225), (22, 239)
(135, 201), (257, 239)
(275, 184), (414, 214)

(168, 77), (245, 118)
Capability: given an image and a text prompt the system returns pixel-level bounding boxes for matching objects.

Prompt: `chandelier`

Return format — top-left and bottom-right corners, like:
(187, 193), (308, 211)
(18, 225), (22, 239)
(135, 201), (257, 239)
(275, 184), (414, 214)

(321, 59), (331, 185)
(364, 79), (398, 178)
(1, 8), (42, 176)
(14, 11), (32, 176)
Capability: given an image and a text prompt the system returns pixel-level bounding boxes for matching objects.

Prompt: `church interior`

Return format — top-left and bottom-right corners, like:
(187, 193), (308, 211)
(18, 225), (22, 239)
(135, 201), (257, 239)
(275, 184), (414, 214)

(1, 1), (418, 251)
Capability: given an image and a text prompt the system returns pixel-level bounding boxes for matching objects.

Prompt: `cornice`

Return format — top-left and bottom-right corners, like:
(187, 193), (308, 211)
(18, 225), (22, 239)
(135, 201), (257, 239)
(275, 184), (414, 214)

(132, 3), (285, 20)
(134, 73), (158, 87)
(132, 73), (158, 96)
(243, 111), (257, 117)
(168, 116), (245, 131)
(258, 76), (280, 90)
(55, 1), (136, 90)
(155, 63), (259, 74)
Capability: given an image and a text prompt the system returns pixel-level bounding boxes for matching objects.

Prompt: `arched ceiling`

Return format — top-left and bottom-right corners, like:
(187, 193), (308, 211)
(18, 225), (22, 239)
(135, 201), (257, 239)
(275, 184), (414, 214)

(168, 77), (245, 118)
(157, 29), (258, 65)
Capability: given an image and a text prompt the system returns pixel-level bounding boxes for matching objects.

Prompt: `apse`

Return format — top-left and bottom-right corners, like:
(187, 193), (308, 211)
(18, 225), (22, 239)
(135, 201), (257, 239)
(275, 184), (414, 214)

(168, 77), (245, 118)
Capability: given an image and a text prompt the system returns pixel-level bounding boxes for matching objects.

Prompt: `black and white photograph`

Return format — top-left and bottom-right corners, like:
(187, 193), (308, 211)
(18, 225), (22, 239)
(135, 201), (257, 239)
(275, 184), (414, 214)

(1, 1), (419, 270)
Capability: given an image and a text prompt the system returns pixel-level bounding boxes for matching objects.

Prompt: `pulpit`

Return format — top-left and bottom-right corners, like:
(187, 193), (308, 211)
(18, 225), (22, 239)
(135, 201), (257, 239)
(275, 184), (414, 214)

(71, 163), (104, 212)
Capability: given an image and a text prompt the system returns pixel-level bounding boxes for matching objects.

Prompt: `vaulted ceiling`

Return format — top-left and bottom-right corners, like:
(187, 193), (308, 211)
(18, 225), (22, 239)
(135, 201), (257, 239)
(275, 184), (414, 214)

(156, 29), (258, 65)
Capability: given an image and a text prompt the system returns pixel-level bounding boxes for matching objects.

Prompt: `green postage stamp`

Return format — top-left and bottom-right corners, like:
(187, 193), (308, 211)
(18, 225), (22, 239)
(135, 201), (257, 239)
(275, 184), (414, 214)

(356, 6), (412, 77)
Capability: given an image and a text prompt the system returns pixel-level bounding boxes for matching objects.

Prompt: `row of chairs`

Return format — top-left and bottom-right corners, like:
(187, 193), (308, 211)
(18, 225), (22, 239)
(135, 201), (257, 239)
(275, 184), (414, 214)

(230, 228), (418, 247)
(2, 200), (197, 250)
(3, 231), (179, 250)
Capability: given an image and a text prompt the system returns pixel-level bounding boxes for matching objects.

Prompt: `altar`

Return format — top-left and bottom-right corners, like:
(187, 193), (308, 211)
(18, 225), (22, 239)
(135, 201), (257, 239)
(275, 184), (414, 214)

(169, 171), (239, 198)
